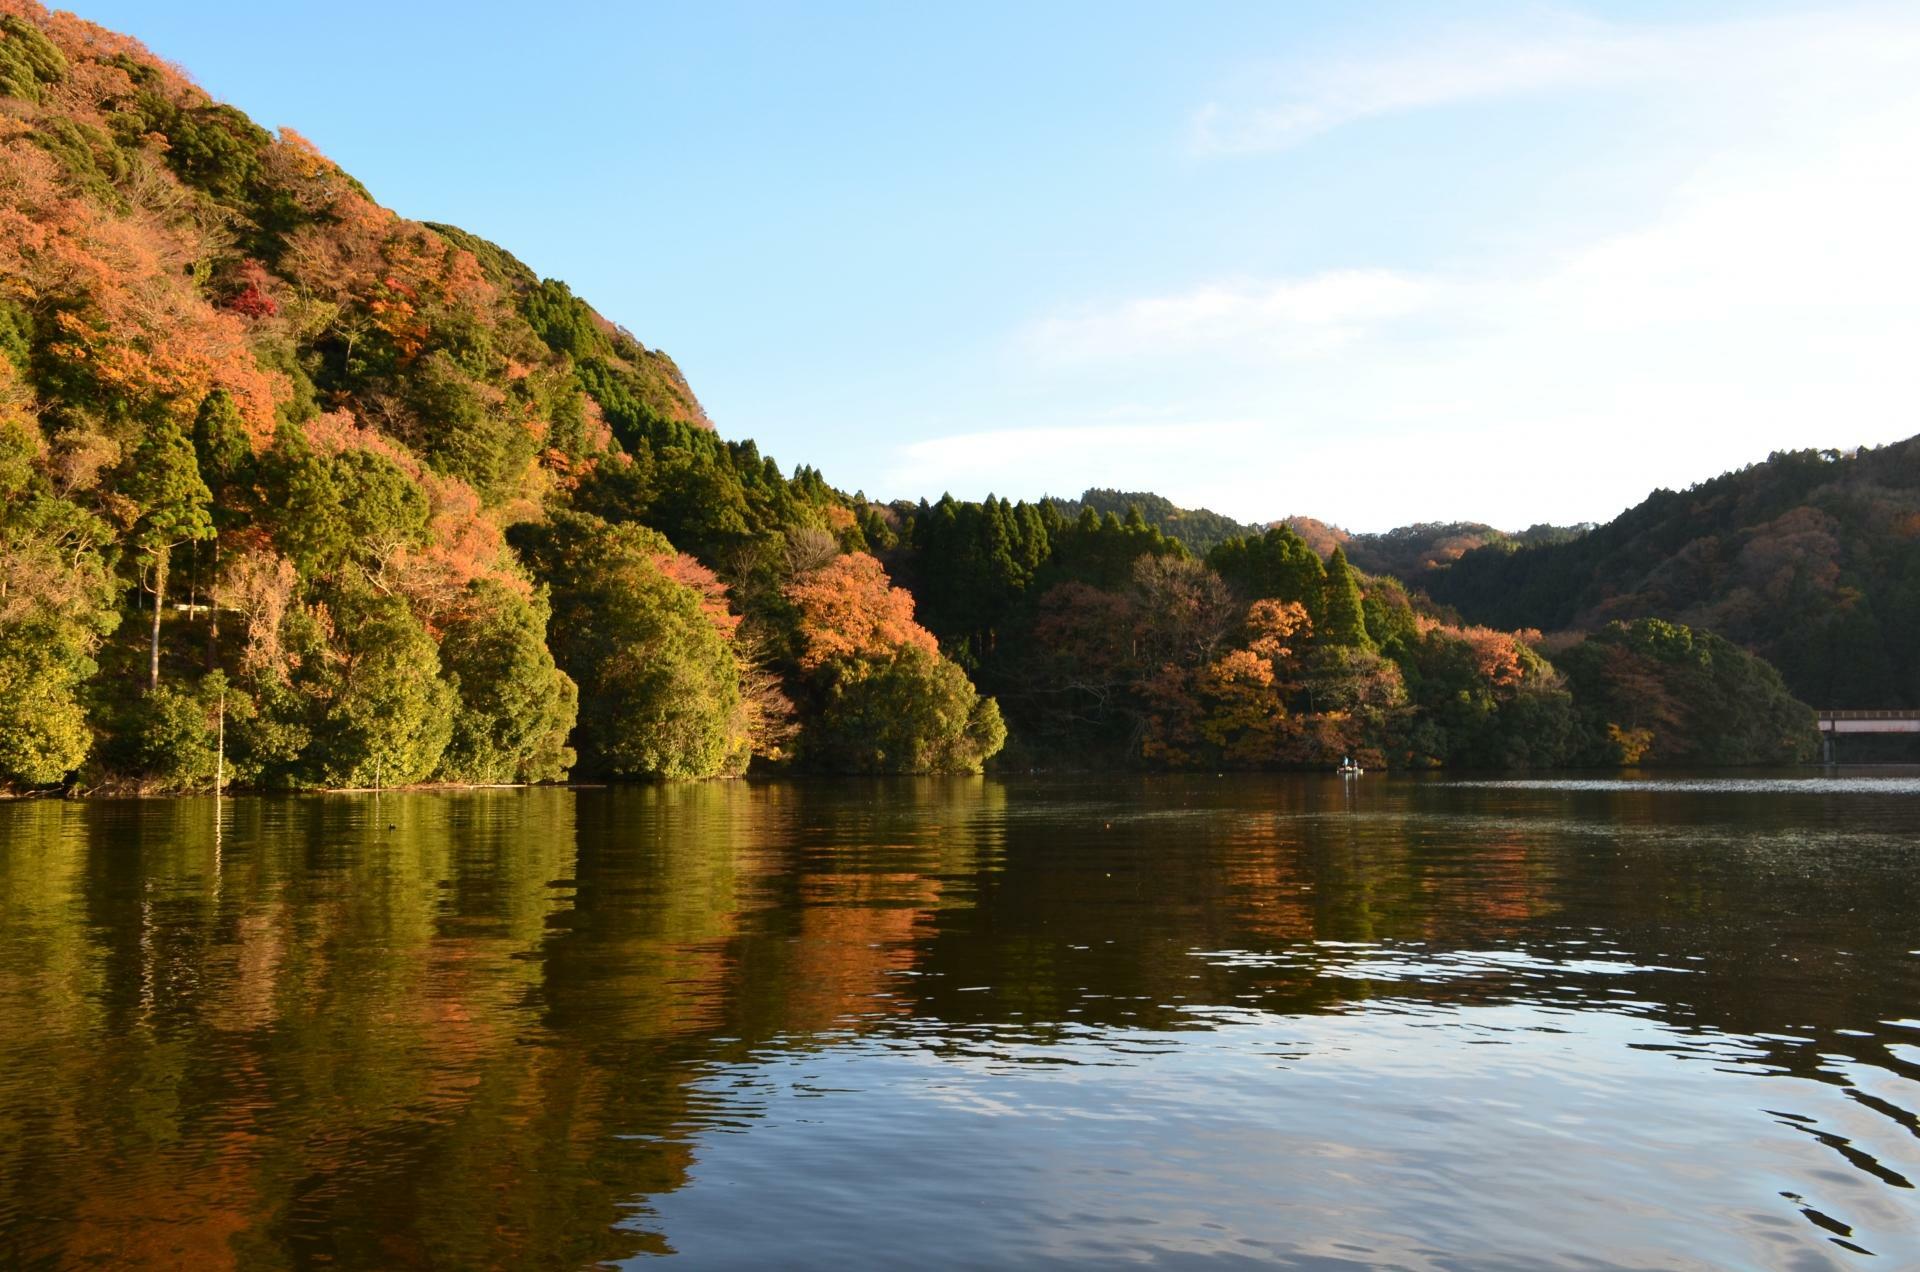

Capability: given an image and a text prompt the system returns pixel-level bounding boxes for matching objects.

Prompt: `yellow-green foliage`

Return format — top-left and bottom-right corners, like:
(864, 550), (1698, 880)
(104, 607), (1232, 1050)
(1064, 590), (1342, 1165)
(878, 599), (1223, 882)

(513, 512), (747, 780)
(807, 644), (1007, 775)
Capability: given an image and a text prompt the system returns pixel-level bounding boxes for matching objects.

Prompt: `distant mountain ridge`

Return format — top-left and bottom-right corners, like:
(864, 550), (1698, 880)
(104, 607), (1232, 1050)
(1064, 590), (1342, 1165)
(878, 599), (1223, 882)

(1045, 489), (1261, 555)
(1280, 517), (1592, 580)
(1423, 440), (1920, 708)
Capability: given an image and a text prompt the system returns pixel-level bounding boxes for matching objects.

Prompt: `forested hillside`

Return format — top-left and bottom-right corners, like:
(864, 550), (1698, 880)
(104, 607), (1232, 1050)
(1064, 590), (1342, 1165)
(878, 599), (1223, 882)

(1284, 516), (1591, 581)
(1049, 489), (1258, 555)
(1426, 441), (1920, 708)
(0, 3), (1818, 791)
(0, 0), (1000, 791)
(881, 499), (1812, 770)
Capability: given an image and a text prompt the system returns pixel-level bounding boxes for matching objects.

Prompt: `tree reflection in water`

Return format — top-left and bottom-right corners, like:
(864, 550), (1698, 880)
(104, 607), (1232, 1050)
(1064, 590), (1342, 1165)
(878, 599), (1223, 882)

(0, 774), (1916, 1267)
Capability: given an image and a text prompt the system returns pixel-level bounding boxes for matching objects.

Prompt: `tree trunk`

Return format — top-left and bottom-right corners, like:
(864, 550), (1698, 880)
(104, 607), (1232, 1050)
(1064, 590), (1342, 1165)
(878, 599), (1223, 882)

(149, 543), (169, 692)
(206, 536), (221, 672)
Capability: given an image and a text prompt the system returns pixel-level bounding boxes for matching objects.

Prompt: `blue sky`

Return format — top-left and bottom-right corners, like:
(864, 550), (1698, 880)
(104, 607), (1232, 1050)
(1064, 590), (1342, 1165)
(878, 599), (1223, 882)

(74, 1), (1920, 530)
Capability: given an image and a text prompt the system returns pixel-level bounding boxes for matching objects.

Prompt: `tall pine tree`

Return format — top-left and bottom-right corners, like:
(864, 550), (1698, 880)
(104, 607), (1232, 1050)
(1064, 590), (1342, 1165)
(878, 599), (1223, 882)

(1320, 546), (1372, 649)
(123, 419), (214, 691)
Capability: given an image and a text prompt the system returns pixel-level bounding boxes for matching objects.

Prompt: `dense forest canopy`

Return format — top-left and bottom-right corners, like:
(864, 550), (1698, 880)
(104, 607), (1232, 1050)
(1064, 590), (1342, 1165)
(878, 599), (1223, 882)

(0, 2), (1829, 792)
(1283, 516), (1595, 580)
(1048, 489), (1260, 555)
(1421, 442), (1920, 708)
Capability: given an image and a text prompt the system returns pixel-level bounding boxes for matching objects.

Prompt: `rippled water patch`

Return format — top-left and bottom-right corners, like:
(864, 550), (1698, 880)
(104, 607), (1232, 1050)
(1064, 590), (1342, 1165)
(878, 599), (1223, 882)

(1442, 776), (1920, 794)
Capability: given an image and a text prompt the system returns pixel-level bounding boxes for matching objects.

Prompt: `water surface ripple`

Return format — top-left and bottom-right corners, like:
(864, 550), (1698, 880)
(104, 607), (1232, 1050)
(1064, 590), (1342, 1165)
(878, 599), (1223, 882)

(0, 772), (1916, 1268)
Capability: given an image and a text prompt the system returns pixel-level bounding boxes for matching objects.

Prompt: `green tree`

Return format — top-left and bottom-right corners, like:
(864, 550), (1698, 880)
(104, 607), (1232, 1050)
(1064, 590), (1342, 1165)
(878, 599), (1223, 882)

(437, 581), (578, 783)
(512, 512), (747, 779)
(192, 390), (253, 666)
(1558, 619), (1817, 765)
(127, 671), (236, 792)
(805, 644), (1007, 774)
(1207, 526), (1327, 619)
(122, 418), (214, 690)
(0, 637), (97, 785)
(0, 399), (118, 785)
(308, 593), (456, 787)
(1320, 547), (1372, 649)
(265, 432), (429, 578)
(0, 14), (68, 104)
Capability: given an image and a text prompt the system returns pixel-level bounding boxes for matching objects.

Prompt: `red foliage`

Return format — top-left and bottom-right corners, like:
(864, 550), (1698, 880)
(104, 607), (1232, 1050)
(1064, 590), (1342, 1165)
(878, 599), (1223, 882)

(225, 284), (276, 318)
(223, 259), (279, 318)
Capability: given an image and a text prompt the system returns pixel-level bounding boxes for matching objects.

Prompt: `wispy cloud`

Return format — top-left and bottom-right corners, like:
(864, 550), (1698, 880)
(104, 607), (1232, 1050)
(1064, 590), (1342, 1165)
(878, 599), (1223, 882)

(1023, 269), (1432, 364)
(866, 4), (1920, 530)
(967, 46), (1920, 528)
(1190, 7), (1920, 154)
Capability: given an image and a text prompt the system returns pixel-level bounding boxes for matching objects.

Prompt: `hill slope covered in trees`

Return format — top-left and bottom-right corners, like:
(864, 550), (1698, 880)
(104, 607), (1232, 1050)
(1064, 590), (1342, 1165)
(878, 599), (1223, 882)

(1048, 489), (1260, 555)
(1424, 441), (1920, 708)
(1282, 516), (1593, 580)
(0, 3), (1818, 791)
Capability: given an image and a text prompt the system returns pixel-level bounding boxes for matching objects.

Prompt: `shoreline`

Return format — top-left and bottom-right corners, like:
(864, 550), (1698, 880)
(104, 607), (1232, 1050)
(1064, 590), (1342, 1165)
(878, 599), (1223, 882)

(9, 762), (1919, 802)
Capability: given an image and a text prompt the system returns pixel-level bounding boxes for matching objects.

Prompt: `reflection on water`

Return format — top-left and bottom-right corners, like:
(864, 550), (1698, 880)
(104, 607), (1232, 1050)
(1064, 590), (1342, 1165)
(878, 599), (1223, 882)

(1445, 774), (1920, 795)
(0, 775), (1916, 1268)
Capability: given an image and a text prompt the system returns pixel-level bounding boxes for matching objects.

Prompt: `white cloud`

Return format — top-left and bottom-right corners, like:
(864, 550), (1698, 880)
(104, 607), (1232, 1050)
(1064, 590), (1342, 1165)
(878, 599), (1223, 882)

(1023, 270), (1432, 364)
(944, 83), (1920, 528)
(871, 4), (1920, 531)
(1190, 7), (1920, 154)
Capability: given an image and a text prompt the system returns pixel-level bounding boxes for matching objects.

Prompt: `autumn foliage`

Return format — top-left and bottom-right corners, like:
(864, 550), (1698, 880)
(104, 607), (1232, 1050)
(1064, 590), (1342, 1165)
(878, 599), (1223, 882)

(784, 552), (938, 671)
(0, 0), (1821, 787)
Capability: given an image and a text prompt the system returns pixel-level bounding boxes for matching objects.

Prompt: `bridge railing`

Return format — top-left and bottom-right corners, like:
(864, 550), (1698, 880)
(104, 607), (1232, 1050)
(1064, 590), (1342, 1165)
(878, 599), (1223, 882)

(1817, 710), (1920, 720)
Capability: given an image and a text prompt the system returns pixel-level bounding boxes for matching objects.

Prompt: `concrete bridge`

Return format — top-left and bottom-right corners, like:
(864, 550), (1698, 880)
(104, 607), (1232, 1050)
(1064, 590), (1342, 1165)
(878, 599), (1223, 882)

(1818, 710), (1920, 762)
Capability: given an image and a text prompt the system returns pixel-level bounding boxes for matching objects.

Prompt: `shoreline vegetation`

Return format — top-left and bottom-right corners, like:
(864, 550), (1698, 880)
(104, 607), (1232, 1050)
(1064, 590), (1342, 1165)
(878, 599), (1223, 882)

(16, 762), (1920, 804)
(4, 3), (1898, 801)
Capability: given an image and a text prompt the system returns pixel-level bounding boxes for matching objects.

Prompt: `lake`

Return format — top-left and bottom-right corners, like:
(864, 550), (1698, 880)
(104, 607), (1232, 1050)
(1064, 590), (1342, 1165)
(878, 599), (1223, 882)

(2, 774), (1918, 1269)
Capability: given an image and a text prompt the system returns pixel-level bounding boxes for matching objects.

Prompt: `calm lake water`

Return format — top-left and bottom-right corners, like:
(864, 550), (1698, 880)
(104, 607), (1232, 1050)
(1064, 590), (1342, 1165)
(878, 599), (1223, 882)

(2, 774), (1918, 1269)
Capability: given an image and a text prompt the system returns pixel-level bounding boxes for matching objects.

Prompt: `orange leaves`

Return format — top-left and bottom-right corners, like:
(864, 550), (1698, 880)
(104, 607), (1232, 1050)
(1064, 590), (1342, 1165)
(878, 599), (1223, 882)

(271, 127), (336, 182)
(1244, 598), (1310, 663)
(784, 552), (937, 671)
(1205, 647), (1276, 693)
(299, 410), (523, 618)
(655, 551), (739, 640)
(1414, 616), (1540, 691)
(304, 409), (420, 476)
(214, 546), (300, 678)
(1195, 648), (1290, 764)
(1458, 625), (1527, 688)
(419, 469), (516, 593)
(365, 287), (427, 362)
(280, 198), (498, 369)
(0, 136), (286, 439)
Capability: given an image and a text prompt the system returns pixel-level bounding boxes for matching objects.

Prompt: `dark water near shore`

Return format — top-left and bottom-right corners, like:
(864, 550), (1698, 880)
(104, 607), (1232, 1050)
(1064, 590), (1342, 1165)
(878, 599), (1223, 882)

(2, 774), (1918, 1269)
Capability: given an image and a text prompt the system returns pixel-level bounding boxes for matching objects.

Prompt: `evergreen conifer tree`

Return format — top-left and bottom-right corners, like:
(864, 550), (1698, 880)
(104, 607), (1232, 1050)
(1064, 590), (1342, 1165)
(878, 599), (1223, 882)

(1321, 546), (1373, 649)
(123, 419), (214, 690)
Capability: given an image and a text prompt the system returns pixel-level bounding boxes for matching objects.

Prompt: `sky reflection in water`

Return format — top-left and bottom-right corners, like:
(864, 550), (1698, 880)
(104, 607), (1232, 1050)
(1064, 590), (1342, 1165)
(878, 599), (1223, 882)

(1, 774), (1916, 1269)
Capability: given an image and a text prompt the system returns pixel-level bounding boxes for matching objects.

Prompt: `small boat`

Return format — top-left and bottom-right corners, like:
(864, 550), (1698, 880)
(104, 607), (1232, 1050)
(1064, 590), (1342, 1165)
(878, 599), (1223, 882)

(1337, 756), (1363, 777)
